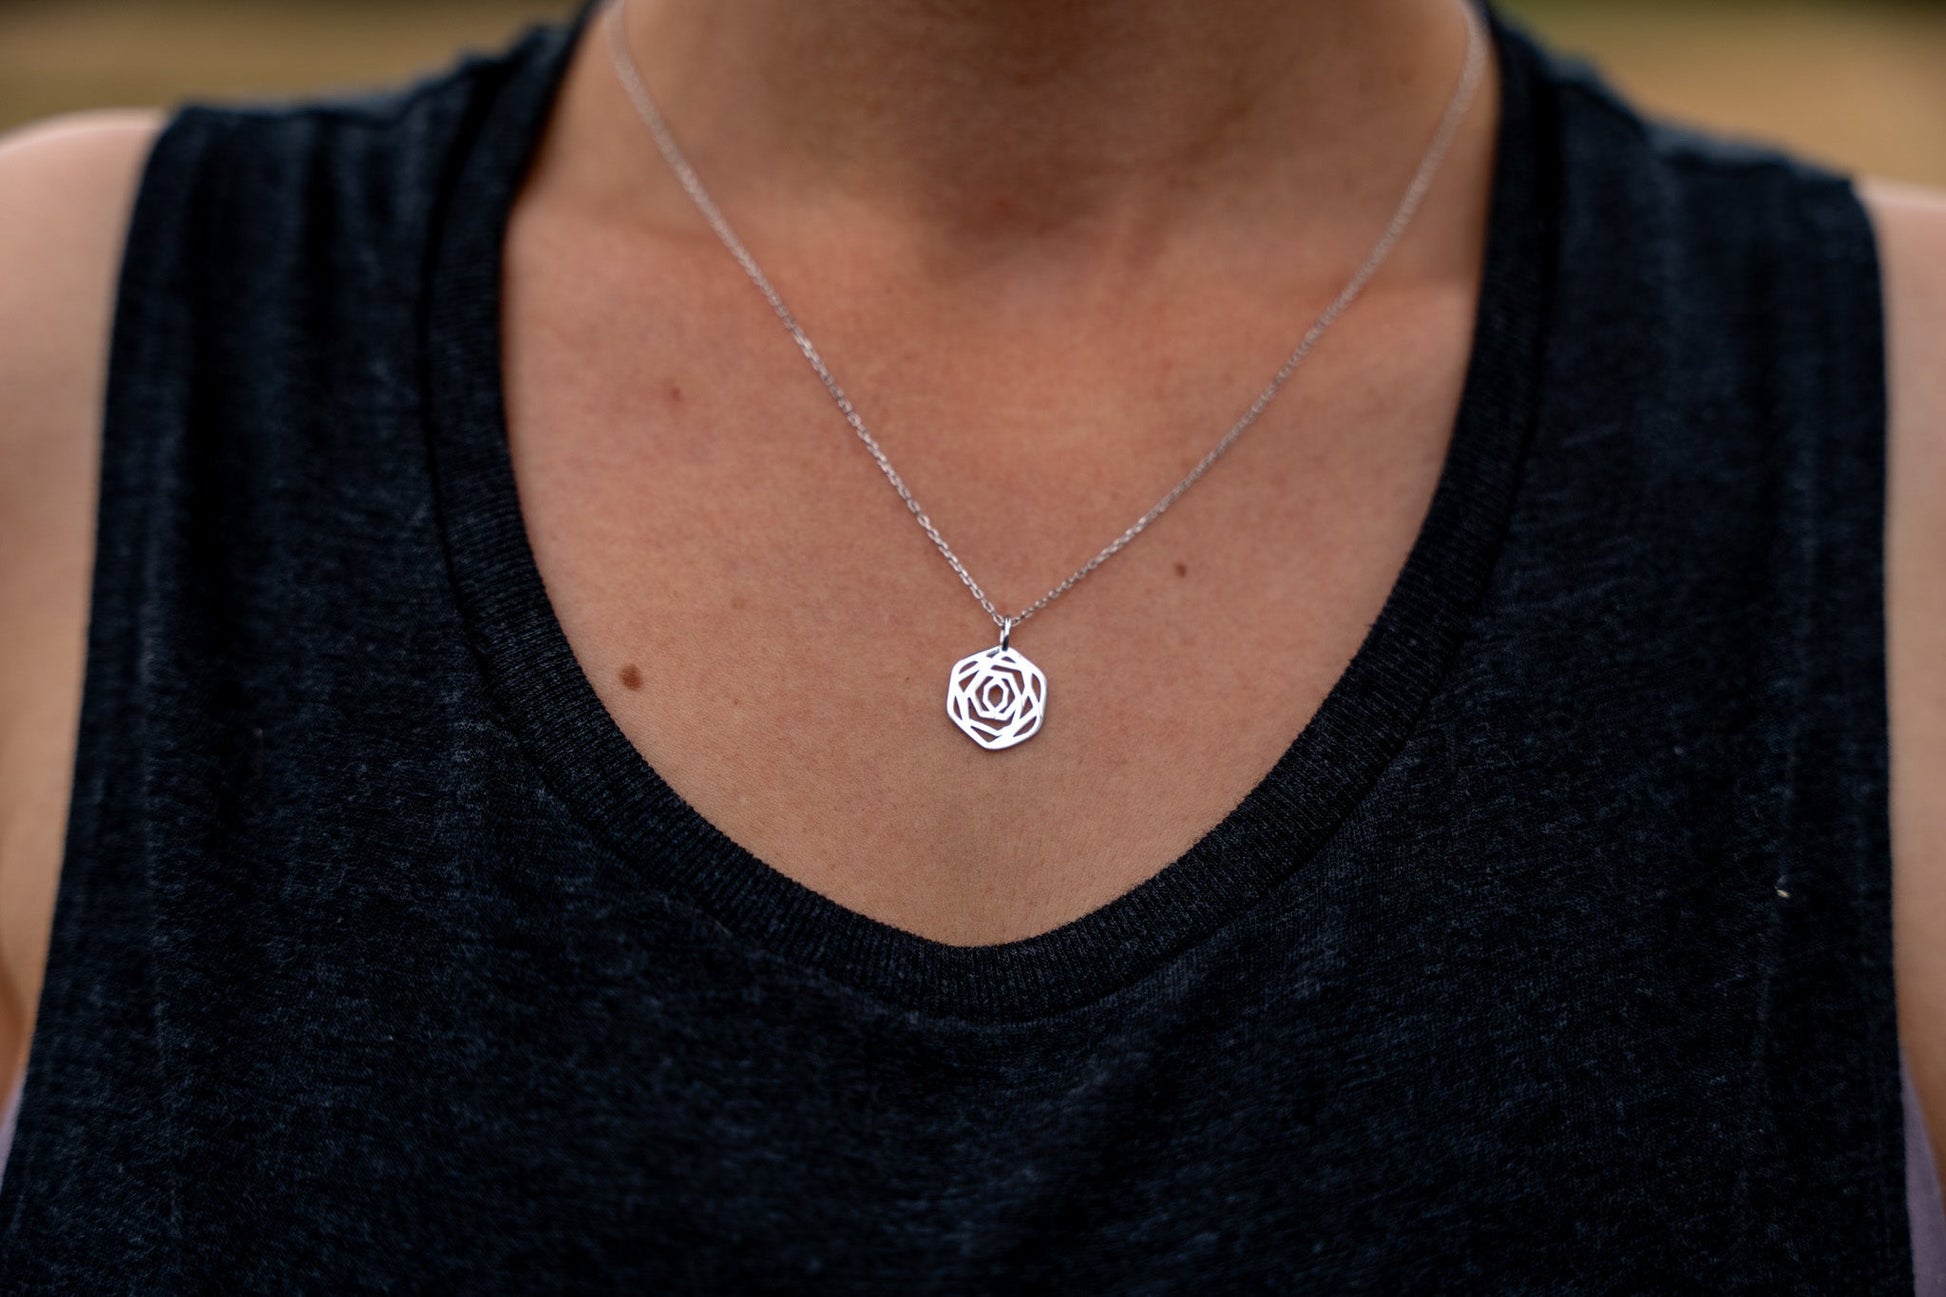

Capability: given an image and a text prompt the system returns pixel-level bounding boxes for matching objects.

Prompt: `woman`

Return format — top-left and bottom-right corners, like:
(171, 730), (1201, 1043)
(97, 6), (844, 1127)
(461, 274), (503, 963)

(0, 0), (1941, 1287)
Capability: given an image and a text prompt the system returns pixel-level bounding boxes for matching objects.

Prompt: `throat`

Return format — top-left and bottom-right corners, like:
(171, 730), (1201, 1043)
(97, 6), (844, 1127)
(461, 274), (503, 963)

(610, 0), (1485, 248)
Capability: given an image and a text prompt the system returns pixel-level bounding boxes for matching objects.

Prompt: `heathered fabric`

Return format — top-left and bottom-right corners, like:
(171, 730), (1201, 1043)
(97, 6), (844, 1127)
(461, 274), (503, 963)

(0, 2), (1929, 1291)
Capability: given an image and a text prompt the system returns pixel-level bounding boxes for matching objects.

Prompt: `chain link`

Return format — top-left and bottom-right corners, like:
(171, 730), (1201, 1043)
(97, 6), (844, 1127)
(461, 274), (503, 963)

(604, 0), (1487, 635)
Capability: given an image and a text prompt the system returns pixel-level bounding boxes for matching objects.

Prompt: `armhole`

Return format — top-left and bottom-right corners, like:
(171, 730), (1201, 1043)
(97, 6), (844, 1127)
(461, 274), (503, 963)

(0, 103), (227, 1287)
(1803, 169), (1913, 1288)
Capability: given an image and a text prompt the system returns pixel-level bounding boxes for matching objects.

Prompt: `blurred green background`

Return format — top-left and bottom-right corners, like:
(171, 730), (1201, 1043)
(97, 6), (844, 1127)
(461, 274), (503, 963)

(0, 0), (1941, 185)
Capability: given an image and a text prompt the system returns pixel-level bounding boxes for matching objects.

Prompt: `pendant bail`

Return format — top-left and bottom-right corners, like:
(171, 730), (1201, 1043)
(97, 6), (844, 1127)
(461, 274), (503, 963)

(998, 616), (1016, 650)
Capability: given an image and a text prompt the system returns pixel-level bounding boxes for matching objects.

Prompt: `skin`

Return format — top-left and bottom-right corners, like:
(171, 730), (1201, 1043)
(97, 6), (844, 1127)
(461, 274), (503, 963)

(0, 0), (1941, 1179)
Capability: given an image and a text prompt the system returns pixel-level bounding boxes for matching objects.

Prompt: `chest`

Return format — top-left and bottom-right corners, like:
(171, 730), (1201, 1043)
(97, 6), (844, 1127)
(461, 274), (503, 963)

(498, 217), (1479, 943)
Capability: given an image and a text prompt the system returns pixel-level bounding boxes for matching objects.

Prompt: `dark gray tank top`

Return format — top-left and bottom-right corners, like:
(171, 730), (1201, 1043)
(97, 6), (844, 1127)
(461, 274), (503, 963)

(3, 2), (1939, 1290)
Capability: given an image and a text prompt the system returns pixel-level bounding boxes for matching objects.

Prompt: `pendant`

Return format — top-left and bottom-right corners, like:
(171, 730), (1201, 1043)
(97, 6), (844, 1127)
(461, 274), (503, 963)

(946, 619), (1046, 750)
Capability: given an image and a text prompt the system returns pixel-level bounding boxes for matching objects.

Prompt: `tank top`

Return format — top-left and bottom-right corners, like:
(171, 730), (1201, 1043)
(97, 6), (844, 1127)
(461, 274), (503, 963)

(1, 2), (1936, 1290)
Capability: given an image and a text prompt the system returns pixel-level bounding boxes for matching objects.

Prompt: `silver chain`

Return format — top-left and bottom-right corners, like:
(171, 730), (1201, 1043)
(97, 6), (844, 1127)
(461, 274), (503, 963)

(604, 0), (1487, 637)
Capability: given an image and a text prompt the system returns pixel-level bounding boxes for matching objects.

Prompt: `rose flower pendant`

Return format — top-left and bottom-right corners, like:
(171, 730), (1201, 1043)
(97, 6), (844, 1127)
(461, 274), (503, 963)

(945, 639), (1047, 750)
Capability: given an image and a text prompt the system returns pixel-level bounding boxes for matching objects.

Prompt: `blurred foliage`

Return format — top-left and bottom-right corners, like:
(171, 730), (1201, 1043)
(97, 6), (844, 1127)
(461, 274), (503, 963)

(0, 0), (1941, 184)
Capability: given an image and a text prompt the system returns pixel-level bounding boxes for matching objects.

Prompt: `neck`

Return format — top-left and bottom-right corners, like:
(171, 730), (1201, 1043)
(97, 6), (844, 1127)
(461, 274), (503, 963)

(611, 0), (1487, 252)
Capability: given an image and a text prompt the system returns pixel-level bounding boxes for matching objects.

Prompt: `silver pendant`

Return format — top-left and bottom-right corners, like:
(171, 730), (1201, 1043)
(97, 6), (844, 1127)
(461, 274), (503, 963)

(946, 619), (1046, 750)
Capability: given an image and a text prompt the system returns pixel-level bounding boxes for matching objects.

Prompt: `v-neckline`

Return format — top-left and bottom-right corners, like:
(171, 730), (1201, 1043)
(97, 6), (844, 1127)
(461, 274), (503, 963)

(422, 1), (1556, 1022)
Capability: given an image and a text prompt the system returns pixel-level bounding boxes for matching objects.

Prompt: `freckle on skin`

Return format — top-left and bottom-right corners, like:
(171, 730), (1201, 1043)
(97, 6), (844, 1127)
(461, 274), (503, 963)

(619, 664), (643, 690)
(1174, 561), (1189, 578)
(666, 381), (683, 404)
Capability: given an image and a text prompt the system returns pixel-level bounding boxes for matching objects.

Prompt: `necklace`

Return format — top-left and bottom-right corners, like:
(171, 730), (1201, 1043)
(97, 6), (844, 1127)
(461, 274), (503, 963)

(603, 0), (1488, 750)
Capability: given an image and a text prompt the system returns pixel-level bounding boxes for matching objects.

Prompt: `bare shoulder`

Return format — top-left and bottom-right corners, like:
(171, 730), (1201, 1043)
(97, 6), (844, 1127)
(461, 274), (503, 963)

(0, 111), (162, 495)
(0, 109), (162, 1096)
(1865, 179), (1946, 431)
(1860, 178), (1946, 1165)
(0, 109), (162, 373)
(0, 110), (163, 351)
(1865, 179), (1946, 455)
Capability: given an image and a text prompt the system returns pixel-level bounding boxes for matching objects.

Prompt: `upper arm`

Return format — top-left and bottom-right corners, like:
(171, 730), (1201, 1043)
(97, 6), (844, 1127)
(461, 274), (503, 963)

(1864, 176), (1946, 1168)
(0, 110), (161, 1093)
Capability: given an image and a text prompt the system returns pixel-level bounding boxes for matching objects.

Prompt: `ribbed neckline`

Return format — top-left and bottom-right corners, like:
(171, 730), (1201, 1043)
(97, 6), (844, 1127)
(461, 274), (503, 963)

(423, 3), (1557, 1022)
